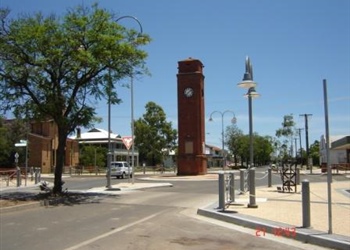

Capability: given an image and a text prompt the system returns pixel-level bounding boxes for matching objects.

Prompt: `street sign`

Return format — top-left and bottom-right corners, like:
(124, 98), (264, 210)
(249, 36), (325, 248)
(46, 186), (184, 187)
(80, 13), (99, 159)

(15, 140), (27, 147)
(14, 152), (19, 163)
(122, 136), (133, 151)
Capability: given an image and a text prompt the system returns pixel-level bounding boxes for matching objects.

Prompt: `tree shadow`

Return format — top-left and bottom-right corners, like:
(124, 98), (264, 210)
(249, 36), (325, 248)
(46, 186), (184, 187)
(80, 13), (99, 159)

(0, 191), (120, 207)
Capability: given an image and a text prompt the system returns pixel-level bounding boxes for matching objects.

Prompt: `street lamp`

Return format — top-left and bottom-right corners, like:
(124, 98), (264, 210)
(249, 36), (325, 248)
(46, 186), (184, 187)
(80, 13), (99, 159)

(116, 15), (143, 185)
(237, 56), (260, 208)
(237, 56), (260, 168)
(106, 15), (144, 188)
(209, 110), (237, 170)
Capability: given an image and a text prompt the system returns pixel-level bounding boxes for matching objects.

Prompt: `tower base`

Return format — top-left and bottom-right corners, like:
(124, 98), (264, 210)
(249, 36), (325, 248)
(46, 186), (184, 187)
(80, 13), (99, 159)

(177, 154), (207, 175)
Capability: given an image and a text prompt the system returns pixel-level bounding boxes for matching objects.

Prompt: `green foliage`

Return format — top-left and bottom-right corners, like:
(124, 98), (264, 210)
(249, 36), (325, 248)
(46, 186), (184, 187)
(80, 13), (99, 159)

(0, 117), (29, 167)
(79, 145), (107, 169)
(226, 125), (274, 167)
(225, 125), (243, 167)
(275, 114), (296, 160)
(309, 140), (320, 166)
(134, 102), (177, 166)
(0, 3), (151, 193)
(275, 114), (295, 138)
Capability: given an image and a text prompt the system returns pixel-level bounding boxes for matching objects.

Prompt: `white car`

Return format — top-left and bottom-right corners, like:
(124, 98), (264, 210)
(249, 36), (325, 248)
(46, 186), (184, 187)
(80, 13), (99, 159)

(110, 161), (133, 179)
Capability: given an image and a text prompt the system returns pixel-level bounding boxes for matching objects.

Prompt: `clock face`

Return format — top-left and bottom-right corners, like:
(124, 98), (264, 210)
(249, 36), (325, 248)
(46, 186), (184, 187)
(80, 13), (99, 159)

(184, 87), (194, 97)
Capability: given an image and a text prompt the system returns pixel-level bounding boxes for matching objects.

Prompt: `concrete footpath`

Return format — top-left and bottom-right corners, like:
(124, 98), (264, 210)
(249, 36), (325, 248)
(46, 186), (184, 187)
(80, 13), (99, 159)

(197, 171), (350, 250)
(1, 170), (349, 250)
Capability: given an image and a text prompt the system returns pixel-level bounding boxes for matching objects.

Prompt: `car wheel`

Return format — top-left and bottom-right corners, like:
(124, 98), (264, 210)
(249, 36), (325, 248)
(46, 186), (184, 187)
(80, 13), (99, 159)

(122, 173), (126, 179)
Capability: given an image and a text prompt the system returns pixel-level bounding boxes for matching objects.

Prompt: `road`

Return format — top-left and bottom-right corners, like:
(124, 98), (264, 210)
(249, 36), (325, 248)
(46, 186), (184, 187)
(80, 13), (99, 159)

(1, 168), (331, 250)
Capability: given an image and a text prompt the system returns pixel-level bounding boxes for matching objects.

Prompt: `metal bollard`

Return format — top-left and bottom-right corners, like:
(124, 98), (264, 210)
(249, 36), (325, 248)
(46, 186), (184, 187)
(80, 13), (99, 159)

(35, 168), (39, 184)
(268, 168), (272, 187)
(296, 168), (300, 185)
(229, 172), (235, 202)
(240, 169), (245, 193)
(30, 167), (33, 181)
(16, 168), (21, 187)
(302, 180), (311, 228)
(218, 173), (225, 211)
(248, 168), (258, 208)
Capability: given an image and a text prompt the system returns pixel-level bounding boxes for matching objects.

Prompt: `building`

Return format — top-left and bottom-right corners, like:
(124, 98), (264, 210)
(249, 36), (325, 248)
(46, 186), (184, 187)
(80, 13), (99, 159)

(70, 128), (139, 166)
(319, 135), (350, 170)
(28, 120), (79, 173)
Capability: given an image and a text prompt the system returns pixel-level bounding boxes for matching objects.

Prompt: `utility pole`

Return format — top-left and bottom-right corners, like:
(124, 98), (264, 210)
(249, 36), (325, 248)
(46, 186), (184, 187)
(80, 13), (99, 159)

(299, 114), (312, 173)
(297, 128), (304, 166)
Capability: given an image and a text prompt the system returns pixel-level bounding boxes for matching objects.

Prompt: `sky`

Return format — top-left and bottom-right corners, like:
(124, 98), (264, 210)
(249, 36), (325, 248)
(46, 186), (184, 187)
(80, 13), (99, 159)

(1, 0), (349, 149)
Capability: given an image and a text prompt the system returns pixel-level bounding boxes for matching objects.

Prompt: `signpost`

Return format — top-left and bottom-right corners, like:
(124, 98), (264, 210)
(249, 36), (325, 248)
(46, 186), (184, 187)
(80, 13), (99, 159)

(15, 140), (28, 186)
(122, 136), (133, 183)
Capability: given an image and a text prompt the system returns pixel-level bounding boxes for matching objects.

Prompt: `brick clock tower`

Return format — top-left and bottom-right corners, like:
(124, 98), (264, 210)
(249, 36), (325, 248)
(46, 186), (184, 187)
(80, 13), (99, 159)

(177, 58), (207, 175)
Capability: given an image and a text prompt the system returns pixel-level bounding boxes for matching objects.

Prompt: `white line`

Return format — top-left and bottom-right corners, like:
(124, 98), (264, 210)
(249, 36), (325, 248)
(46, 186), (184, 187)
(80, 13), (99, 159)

(64, 212), (163, 250)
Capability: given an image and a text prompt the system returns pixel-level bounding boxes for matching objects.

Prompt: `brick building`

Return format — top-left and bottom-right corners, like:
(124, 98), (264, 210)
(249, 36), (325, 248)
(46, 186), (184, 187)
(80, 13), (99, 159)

(28, 120), (79, 173)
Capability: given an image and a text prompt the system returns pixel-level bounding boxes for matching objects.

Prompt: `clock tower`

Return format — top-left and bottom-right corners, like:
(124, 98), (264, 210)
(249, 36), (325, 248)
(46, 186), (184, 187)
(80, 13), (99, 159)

(177, 58), (207, 175)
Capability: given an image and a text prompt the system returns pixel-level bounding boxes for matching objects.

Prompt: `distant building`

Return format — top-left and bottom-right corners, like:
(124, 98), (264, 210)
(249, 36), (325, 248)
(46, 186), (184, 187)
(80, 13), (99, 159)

(319, 135), (350, 166)
(205, 144), (226, 168)
(28, 120), (79, 173)
(70, 128), (139, 166)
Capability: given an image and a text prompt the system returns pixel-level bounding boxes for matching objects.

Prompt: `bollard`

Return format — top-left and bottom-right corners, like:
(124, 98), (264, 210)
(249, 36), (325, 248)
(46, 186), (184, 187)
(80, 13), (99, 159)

(30, 167), (34, 181)
(302, 180), (311, 228)
(248, 168), (258, 208)
(38, 168), (41, 182)
(218, 173), (225, 211)
(35, 168), (39, 184)
(16, 167), (21, 187)
(229, 172), (235, 202)
(240, 169), (245, 193)
(268, 168), (272, 187)
(296, 168), (300, 185)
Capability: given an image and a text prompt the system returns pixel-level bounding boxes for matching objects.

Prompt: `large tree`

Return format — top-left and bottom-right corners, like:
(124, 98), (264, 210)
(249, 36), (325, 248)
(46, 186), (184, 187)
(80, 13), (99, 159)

(275, 114), (296, 161)
(225, 124), (244, 168)
(134, 102), (177, 166)
(0, 4), (150, 193)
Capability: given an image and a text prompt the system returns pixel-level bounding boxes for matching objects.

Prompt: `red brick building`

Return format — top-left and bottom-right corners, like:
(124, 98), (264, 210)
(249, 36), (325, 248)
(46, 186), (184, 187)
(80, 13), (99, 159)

(28, 120), (79, 173)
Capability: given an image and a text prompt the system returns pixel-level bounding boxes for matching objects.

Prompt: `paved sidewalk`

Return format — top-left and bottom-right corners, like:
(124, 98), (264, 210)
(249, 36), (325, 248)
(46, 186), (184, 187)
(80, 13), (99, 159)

(197, 171), (350, 250)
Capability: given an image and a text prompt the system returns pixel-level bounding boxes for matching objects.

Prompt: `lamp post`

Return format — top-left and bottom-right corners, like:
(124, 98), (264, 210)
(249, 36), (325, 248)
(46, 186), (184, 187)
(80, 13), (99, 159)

(115, 15), (143, 185)
(237, 56), (260, 208)
(209, 110), (236, 170)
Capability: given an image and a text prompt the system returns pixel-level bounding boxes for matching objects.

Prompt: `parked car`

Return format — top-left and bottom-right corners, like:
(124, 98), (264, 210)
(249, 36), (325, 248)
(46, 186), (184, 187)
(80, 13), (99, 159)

(110, 161), (132, 179)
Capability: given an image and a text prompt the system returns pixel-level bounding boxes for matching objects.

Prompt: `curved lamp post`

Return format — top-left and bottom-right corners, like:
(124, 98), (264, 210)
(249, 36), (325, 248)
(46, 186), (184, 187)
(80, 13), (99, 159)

(106, 15), (144, 188)
(237, 56), (260, 168)
(209, 110), (237, 170)
(237, 56), (260, 208)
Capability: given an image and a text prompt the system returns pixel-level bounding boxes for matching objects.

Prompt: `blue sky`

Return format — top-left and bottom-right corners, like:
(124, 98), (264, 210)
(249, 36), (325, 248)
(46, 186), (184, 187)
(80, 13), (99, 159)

(1, 0), (349, 149)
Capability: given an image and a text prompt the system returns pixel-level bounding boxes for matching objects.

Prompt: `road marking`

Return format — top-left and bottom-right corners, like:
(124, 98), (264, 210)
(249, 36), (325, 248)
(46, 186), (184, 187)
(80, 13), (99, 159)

(64, 212), (163, 250)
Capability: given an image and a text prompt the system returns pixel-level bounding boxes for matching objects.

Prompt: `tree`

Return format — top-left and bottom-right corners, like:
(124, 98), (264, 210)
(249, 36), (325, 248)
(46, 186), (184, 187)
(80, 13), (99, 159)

(254, 135), (274, 166)
(0, 4), (151, 193)
(0, 117), (29, 167)
(275, 114), (296, 161)
(225, 124), (243, 168)
(134, 102), (177, 166)
(79, 145), (107, 170)
(309, 140), (320, 166)
(0, 117), (12, 166)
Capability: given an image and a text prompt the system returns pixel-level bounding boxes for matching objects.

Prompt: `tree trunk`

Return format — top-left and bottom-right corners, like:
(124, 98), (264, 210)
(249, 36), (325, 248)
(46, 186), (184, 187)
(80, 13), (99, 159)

(52, 128), (67, 194)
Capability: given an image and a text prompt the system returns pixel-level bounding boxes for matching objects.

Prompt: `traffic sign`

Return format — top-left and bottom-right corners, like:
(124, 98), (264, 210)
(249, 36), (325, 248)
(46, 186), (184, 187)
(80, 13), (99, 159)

(122, 136), (133, 151)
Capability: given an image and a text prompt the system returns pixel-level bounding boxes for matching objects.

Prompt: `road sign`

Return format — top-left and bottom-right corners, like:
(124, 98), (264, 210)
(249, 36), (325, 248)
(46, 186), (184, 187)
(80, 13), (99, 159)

(14, 152), (19, 163)
(15, 140), (27, 147)
(122, 136), (133, 151)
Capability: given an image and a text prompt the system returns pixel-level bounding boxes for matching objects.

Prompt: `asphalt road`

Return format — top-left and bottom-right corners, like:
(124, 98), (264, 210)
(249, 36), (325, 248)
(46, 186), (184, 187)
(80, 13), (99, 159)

(0, 171), (330, 250)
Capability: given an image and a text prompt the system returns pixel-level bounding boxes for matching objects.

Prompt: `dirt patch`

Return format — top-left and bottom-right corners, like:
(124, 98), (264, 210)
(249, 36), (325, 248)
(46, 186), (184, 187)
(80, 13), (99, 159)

(0, 199), (32, 208)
